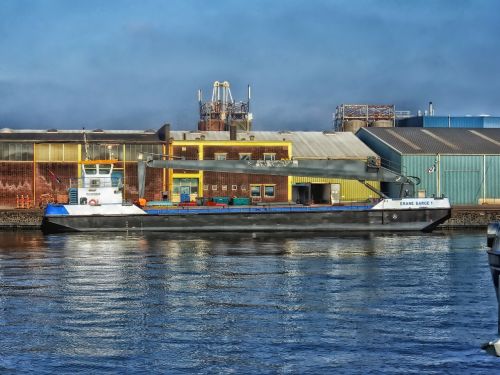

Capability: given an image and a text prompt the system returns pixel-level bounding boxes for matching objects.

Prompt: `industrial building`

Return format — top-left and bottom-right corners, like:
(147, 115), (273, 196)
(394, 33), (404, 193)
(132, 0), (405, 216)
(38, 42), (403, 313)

(334, 104), (396, 133)
(397, 115), (500, 128)
(172, 130), (380, 205)
(0, 126), (379, 209)
(357, 127), (500, 205)
(394, 101), (500, 128)
(197, 81), (252, 131)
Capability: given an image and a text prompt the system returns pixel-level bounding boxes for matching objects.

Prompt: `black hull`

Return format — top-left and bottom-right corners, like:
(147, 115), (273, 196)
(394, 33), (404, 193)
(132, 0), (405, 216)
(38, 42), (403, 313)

(42, 208), (451, 234)
(488, 249), (500, 304)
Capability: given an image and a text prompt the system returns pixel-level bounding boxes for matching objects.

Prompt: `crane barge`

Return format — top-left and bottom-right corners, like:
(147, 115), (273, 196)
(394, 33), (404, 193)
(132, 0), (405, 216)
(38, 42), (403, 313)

(41, 157), (451, 233)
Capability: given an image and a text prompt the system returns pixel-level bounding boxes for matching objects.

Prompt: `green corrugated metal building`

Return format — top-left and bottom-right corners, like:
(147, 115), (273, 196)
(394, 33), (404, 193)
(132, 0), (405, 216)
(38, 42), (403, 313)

(357, 128), (500, 205)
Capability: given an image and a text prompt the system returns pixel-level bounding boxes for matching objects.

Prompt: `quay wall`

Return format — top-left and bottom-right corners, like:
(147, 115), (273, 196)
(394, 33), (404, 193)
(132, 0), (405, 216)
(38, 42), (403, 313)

(1, 206), (500, 230)
(441, 206), (500, 229)
(0, 209), (43, 228)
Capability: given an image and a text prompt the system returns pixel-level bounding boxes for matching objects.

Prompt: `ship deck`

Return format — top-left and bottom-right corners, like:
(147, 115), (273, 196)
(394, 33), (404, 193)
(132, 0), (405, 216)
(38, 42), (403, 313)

(144, 204), (374, 216)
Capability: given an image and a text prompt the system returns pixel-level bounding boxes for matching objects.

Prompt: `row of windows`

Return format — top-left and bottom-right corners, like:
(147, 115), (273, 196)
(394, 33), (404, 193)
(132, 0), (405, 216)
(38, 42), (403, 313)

(0, 143), (165, 162)
(36, 144), (78, 162)
(0, 143), (33, 161)
(0, 143), (277, 162)
(125, 144), (162, 162)
(84, 144), (163, 161)
(84, 144), (123, 161)
(202, 184), (275, 197)
(214, 153), (276, 161)
(251, 184), (276, 198)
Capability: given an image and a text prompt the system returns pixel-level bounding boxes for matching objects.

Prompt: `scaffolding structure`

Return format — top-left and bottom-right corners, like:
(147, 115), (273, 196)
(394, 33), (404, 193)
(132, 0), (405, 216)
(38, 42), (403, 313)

(334, 104), (395, 132)
(198, 81), (252, 131)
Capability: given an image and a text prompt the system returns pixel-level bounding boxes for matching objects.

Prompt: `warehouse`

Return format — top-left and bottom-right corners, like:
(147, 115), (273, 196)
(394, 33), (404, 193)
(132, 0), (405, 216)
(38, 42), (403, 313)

(357, 127), (500, 205)
(0, 127), (167, 208)
(0, 126), (380, 208)
(172, 130), (381, 205)
(397, 115), (500, 128)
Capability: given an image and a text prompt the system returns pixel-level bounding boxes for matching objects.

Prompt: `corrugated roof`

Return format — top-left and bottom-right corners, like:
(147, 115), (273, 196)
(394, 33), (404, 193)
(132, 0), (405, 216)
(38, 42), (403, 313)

(359, 127), (500, 155)
(0, 128), (160, 142)
(0, 128), (377, 159)
(170, 131), (377, 159)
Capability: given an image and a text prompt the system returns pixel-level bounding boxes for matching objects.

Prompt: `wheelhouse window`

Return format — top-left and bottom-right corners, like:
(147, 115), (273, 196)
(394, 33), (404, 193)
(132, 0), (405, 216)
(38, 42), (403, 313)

(250, 185), (261, 197)
(84, 165), (97, 175)
(99, 164), (112, 174)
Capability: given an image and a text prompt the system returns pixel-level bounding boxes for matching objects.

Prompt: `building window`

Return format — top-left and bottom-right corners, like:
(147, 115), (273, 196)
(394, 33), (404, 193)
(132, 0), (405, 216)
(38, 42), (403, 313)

(212, 185), (218, 191)
(215, 153), (227, 160)
(173, 178), (199, 195)
(203, 185), (209, 191)
(264, 185), (275, 197)
(35, 144), (79, 162)
(232, 185), (238, 191)
(239, 153), (251, 160)
(222, 185), (228, 191)
(263, 153), (276, 161)
(0, 143), (33, 161)
(241, 185), (247, 191)
(124, 144), (161, 162)
(250, 185), (261, 197)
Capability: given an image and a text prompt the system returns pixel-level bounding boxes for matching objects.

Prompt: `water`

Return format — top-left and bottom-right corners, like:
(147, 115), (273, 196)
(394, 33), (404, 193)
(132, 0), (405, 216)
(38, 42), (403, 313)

(0, 230), (498, 374)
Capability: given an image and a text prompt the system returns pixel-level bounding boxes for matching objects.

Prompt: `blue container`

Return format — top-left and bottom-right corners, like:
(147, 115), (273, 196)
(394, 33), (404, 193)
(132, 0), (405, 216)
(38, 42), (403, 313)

(232, 197), (250, 205)
(213, 197), (230, 204)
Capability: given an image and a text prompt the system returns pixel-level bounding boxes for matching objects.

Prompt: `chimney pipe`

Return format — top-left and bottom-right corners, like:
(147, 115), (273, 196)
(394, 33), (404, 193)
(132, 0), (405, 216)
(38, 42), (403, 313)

(429, 101), (434, 116)
(229, 124), (237, 141)
(157, 123), (171, 142)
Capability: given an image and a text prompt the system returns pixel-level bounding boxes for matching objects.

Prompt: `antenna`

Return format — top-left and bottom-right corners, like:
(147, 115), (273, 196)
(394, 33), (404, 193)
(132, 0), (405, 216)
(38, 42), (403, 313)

(82, 127), (90, 160)
(247, 84), (251, 113)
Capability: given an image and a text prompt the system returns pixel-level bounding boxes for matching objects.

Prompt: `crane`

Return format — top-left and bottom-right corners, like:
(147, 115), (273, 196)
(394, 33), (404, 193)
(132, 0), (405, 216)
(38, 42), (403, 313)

(137, 157), (419, 200)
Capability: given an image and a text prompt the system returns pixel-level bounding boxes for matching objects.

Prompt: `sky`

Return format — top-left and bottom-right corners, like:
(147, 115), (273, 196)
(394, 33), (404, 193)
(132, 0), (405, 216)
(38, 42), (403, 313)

(0, 0), (499, 131)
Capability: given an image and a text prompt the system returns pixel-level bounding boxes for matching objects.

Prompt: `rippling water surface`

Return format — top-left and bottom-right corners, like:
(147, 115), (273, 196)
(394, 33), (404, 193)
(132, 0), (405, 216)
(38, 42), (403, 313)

(0, 230), (498, 374)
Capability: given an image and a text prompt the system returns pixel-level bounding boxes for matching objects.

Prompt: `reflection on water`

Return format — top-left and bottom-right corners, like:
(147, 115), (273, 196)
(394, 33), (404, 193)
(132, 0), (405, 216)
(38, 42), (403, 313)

(0, 230), (498, 373)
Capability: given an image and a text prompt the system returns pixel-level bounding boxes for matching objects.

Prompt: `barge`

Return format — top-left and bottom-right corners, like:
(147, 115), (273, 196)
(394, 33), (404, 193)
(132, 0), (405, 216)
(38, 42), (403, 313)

(42, 199), (450, 233)
(41, 159), (451, 234)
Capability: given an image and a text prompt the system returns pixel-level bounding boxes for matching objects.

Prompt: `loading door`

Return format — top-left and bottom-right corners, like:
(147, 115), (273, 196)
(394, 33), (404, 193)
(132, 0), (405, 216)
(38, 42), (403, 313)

(310, 183), (331, 204)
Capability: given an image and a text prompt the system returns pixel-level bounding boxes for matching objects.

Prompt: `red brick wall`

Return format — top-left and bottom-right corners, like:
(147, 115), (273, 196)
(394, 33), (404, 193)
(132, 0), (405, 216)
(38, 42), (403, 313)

(202, 172), (288, 202)
(35, 163), (78, 205)
(0, 162), (33, 208)
(124, 163), (163, 202)
(172, 145), (199, 174)
(203, 146), (288, 160)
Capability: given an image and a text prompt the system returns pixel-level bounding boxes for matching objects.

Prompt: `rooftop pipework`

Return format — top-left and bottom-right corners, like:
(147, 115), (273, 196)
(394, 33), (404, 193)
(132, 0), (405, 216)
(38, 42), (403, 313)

(334, 104), (396, 132)
(198, 81), (252, 132)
